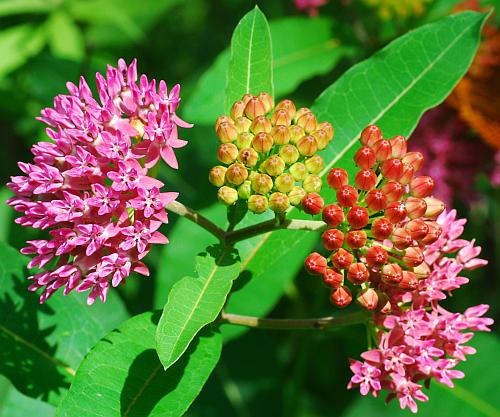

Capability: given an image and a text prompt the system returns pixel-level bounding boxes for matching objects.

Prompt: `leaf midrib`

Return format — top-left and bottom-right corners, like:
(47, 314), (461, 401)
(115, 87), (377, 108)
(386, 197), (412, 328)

(245, 10), (257, 94)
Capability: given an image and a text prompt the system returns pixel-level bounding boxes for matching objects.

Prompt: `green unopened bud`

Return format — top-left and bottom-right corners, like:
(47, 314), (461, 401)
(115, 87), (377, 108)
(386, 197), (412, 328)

(251, 173), (273, 194)
(279, 144), (299, 164)
(290, 162), (308, 181)
(271, 109), (291, 126)
(303, 174), (322, 193)
(248, 194), (268, 213)
(234, 116), (252, 133)
(258, 92), (274, 113)
(216, 121), (238, 143)
(275, 99), (296, 120)
(293, 107), (311, 123)
(297, 135), (318, 156)
(250, 115), (272, 134)
(305, 155), (324, 174)
(289, 125), (305, 145)
(244, 97), (266, 120)
(208, 165), (227, 187)
(288, 186), (306, 206)
(238, 148), (259, 167)
(215, 115), (232, 131)
(269, 192), (290, 213)
(263, 155), (285, 176)
(226, 163), (248, 185)
(296, 111), (318, 134)
(238, 181), (252, 199)
(248, 171), (259, 182)
(271, 125), (291, 145)
(218, 186), (238, 205)
(217, 143), (238, 164)
(236, 132), (254, 149)
(252, 132), (274, 153)
(312, 129), (329, 150)
(230, 100), (245, 119)
(275, 173), (294, 193)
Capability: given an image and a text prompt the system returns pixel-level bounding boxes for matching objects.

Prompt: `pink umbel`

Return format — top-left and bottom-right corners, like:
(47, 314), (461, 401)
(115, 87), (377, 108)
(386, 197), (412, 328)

(7, 59), (192, 304)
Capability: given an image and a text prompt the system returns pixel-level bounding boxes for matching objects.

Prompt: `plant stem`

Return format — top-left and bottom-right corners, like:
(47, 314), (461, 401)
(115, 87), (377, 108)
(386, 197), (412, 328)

(219, 311), (369, 330)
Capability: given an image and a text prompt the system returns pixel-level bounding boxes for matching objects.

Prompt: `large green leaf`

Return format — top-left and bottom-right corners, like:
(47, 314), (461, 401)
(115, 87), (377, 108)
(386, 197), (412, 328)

(56, 313), (222, 417)
(46, 11), (85, 61)
(225, 6), (273, 111)
(185, 17), (351, 124)
(0, 242), (129, 405)
(341, 333), (500, 417)
(156, 245), (240, 369)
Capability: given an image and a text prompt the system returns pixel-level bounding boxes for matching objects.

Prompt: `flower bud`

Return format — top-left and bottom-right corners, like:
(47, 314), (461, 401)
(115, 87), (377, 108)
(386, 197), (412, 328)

(360, 125), (382, 147)
(402, 151), (424, 172)
(389, 135), (407, 158)
(346, 206), (369, 229)
(312, 129), (329, 150)
(297, 135), (318, 156)
(372, 139), (392, 161)
(218, 186), (238, 205)
(365, 189), (388, 212)
(272, 125), (291, 145)
(226, 163), (248, 185)
(275, 173), (294, 193)
(290, 162), (308, 181)
(275, 99), (296, 120)
(288, 186), (307, 206)
(244, 97), (266, 120)
(365, 246), (388, 267)
(248, 194), (268, 213)
(218, 143), (239, 164)
(252, 132), (274, 153)
(236, 132), (254, 149)
(410, 176), (435, 198)
(381, 158), (404, 180)
(305, 155), (324, 174)
(385, 202), (407, 224)
(347, 262), (369, 285)
(346, 230), (367, 249)
(423, 196), (445, 218)
(234, 116), (252, 133)
(237, 181), (252, 199)
(403, 246), (424, 267)
(332, 248), (354, 270)
(271, 109), (291, 126)
(381, 181), (405, 202)
(336, 185), (359, 207)
(216, 121), (238, 143)
(238, 148), (259, 167)
(251, 173), (273, 194)
(381, 263), (403, 284)
(323, 268), (343, 288)
(317, 122), (334, 142)
(130, 118), (145, 137)
(241, 93), (253, 105)
(263, 155), (285, 176)
(354, 169), (377, 190)
(322, 204), (344, 227)
(296, 112), (318, 133)
(405, 218), (428, 241)
(258, 92), (274, 113)
(279, 144), (299, 164)
(413, 262), (431, 279)
(354, 146), (376, 169)
(391, 227), (413, 249)
(377, 292), (392, 314)
(330, 286), (352, 308)
(302, 192), (324, 215)
(398, 163), (414, 186)
(250, 115), (272, 134)
(421, 221), (442, 244)
(303, 174), (322, 193)
(399, 271), (418, 290)
(289, 125), (305, 144)
(208, 165), (227, 187)
(294, 107), (311, 124)
(269, 192), (290, 213)
(371, 218), (393, 240)
(230, 100), (245, 119)
(405, 197), (427, 219)
(357, 288), (379, 310)
(215, 115), (232, 131)
(322, 228), (344, 251)
(305, 252), (327, 275)
(327, 168), (349, 190)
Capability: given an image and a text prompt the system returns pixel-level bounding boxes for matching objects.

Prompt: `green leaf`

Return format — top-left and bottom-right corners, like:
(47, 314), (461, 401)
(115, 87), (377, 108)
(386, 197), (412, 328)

(0, 376), (54, 417)
(46, 11), (85, 61)
(225, 6), (273, 111)
(341, 333), (500, 417)
(56, 313), (222, 417)
(0, 242), (129, 405)
(0, 0), (53, 17)
(156, 245), (240, 369)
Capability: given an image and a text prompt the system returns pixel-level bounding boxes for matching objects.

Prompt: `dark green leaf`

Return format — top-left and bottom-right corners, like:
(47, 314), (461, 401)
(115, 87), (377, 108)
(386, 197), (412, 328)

(0, 376), (54, 417)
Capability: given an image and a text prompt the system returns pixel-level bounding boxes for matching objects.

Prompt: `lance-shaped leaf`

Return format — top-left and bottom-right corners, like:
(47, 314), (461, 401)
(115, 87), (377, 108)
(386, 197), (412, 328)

(156, 245), (240, 369)
(56, 313), (222, 417)
(225, 6), (273, 111)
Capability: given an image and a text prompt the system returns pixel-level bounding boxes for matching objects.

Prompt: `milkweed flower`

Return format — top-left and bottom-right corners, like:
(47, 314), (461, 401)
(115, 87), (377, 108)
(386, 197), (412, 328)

(7, 59), (192, 304)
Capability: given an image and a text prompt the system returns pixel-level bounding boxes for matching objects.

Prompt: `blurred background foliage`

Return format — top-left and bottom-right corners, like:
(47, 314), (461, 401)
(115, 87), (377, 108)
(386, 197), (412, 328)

(0, 0), (498, 416)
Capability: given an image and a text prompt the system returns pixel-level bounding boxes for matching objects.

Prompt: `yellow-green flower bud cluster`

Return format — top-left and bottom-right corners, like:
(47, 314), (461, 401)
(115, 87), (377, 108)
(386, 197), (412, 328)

(209, 92), (334, 214)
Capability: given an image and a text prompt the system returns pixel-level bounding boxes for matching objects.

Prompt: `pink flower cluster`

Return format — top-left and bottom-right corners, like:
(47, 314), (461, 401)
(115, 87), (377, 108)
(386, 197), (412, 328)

(348, 210), (493, 413)
(7, 59), (192, 305)
(294, 0), (328, 16)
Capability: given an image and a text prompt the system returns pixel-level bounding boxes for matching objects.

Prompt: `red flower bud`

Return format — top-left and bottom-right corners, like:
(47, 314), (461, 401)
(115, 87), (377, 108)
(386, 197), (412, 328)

(381, 263), (403, 284)
(354, 146), (376, 169)
(296, 111), (318, 133)
(230, 101), (245, 119)
(346, 230), (368, 249)
(244, 97), (266, 120)
(250, 115), (272, 134)
(330, 286), (352, 308)
(336, 185), (359, 207)
(403, 246), (424, 267)
(275, 99), (296, 119)
(380, 158), (404, 181)
(272, 125), (291, 145)
(354, 169), (377, 190)
(381, 181), (405, 202)
(323, 268), (343, 288)
(322, 229), (345, 251)
(312, 129), (330, 150)
(297, 135), (318, 156)
(371, 218), (393, 240)
(357, 288), (379, 310)
(423, 196), (445, 218)
(326, 168), (349, 190)
(365, 189), (388, 212)
(398, 163), (415, 185)
(399, 271), (418, 290)
(404, 197), (427, 219)
(402, 151), (424, 172)
(331, 248), (354, 270)
(305, 252), (327, 275)
(410, 176), (435, 198)
(302, 192), (324, 215)
(421, 221), (442, 244)
(372, 139), (392, 161)
(271, 109), (291, 126)
(322, 204), (344, 227)
(360, 125), (382, 147)
(252, 132), (274, 153)
(405, 218), (429, 241)
(347, 262), (369, 284)
(258, 92), (274, 113)
(385, 202), (407, 224)
(346, 206), (369, 229)
(391, 227), (413, 249)
(365, 246), (388, 267)
(389, 135), (407, 158)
